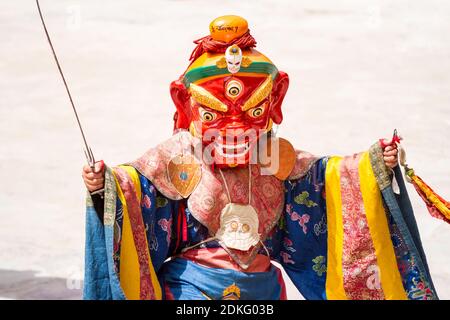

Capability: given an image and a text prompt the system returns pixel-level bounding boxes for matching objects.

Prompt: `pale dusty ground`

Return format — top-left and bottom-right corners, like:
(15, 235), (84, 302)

(0, 0), (449, 300)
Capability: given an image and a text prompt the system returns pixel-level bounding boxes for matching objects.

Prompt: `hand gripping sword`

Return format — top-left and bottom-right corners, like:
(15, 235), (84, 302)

(36, 0), (96, 171)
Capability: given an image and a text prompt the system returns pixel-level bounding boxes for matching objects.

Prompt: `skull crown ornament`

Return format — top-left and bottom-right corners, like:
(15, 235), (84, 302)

(225, 45), (243, 74)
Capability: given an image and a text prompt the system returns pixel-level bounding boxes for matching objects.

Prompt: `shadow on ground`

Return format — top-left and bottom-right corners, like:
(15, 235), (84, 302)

(0, 269), (82, 300)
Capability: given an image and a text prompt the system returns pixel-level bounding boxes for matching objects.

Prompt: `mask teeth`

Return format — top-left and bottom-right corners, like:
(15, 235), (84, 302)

(222, 142), (248, 149)
(216, 142), (250, 157)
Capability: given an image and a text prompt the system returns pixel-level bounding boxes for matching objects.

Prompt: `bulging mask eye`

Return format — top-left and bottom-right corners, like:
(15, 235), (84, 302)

(198, 107), (217, 122)
(225, 79), (243, 99)
(247, 103), (266, 118)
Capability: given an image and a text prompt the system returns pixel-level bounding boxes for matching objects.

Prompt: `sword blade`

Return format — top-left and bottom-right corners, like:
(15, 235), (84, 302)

(36, 0), (95, 169)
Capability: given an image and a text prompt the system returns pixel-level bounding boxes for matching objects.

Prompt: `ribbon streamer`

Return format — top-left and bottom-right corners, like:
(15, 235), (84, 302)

(398, 141), (449, 223)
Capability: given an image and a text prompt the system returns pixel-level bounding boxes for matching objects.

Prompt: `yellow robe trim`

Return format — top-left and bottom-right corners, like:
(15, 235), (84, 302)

(325, 156), (347, 300)
(358, 153), (407, 300)
(114, 165), (162, 300)
(325, 153), (407, 300)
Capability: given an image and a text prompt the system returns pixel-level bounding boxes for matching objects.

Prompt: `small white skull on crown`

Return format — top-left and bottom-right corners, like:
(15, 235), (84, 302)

(225, 45), (243, 74)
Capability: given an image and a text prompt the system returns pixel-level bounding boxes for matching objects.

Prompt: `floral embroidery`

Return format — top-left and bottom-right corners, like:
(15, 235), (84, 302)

(286, 204), (310, 234)
(294, 191), (318, 208)
(142, 194), (152, 209)
(313, 214), (327, 236)
(409, 277), (434, 300)
(366, 265), (381, 290)
(312, 256), (326, 277)
(339, 154), (384, 300)
(385, 215), (437, 300)
(283, 237), (296, 253)
(285, 204), (293, 214)
(280, 252), (295, 264)
(158, 218), (172, 246)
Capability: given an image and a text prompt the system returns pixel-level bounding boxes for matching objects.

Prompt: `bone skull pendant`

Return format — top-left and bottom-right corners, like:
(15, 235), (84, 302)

(215, 202), (260, 251)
